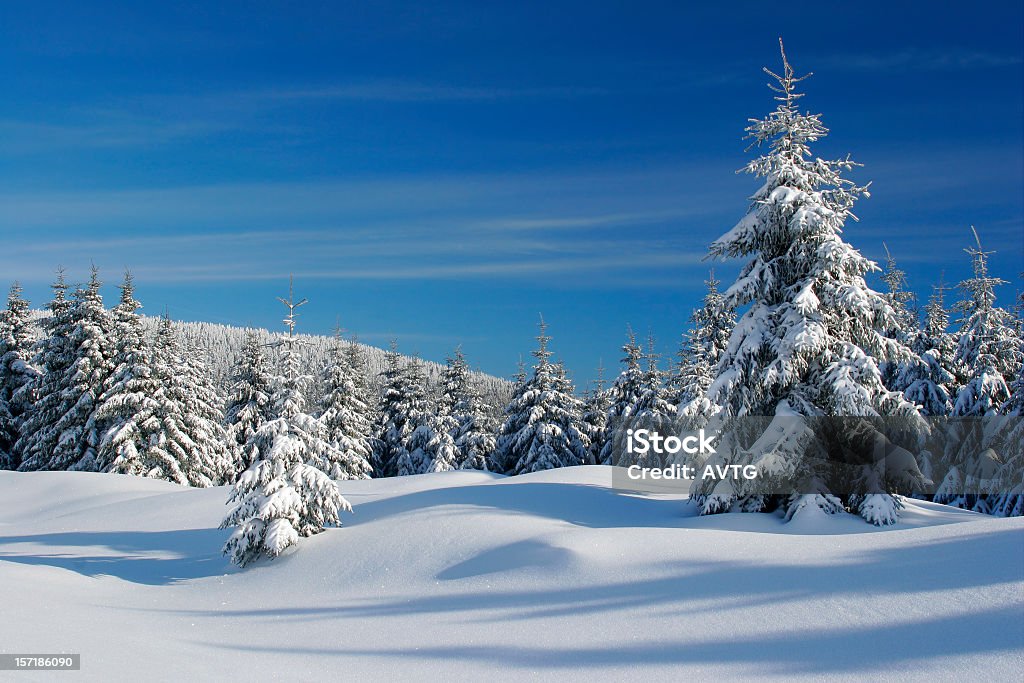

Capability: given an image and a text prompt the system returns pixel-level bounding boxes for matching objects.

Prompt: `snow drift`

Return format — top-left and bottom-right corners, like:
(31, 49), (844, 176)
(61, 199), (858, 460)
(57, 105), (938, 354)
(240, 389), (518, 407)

(0, 467), (1021, 681)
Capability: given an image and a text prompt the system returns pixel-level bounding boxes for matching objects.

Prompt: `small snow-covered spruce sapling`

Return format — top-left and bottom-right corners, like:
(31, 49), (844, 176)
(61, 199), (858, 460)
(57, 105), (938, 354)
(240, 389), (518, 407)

(221, 279), (351, 567)
(691, 40), (928, 525)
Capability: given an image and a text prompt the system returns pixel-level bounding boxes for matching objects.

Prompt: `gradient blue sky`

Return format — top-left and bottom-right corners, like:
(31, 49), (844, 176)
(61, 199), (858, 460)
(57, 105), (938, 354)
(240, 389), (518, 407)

(2, 1), (1022, 387)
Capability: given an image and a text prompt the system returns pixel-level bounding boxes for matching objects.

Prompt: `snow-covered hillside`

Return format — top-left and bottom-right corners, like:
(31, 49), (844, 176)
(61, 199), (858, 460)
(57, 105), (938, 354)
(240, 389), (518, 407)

(1, 468), (1021, 681)
(162, 316), (513, 405)
(25, 308), (514, 410)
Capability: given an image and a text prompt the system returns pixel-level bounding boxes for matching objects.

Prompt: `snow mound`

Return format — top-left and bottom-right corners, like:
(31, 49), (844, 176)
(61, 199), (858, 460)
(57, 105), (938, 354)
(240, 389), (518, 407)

(1, 467), (1021, 681)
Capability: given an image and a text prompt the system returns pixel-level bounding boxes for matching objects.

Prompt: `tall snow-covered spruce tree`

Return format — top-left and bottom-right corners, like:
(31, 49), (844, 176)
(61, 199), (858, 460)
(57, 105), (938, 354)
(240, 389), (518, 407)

(878, 245), (917, 348)
(394, 356), (456, 475)
(631, 334), (677, 462)
(493, 317), (590, 474)
(582, 362), (612, 465)
(934, 230), (1023, 511)
(898, 279), (957, 418)
(18, 267), (116, 472)
(673, 271), (735, 425)
(692, 41), (926, 525)
(221, 281), (351, 567)
(949, 229), (1021, 419)
(599, 327), (646, 466)
(317, 329), (374, 480)
(374, 339), (409, 475)
(15, 271), (72, 469)
(85, 271), (161, 476)
(373, 341), (418, 477)
(224, 330), (275, 476)
(441, 346), (495, 471)
(0, 282), (36, 468)
(111, 315), (233, 486)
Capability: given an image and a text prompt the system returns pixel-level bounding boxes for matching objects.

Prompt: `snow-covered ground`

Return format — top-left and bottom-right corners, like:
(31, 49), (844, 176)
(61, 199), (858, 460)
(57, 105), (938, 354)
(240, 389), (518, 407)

(1, 467), (1021, 681)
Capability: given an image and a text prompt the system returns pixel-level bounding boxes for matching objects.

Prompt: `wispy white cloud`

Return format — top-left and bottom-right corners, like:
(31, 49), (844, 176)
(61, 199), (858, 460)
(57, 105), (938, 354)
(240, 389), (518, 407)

(0, 118), (232, 153)
(238, 81), (611, 104)
(817, 48), (1022, 73)
(476, 209), (703, 231)
(122, 250), (707, 284)
(0, 166), (726, 287)
(0, 166), (738, 230)
(0, 78), (615, 155)
(5, 148), (1016, 286)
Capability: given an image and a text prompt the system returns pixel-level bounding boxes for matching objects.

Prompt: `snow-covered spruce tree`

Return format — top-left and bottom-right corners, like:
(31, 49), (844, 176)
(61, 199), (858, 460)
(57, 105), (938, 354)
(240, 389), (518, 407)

(558, 362), (591, 468)
(403, 403), (459, 475)
(691, 41), (927, 525)
(493, 317), (590, 475)
(949, 230), (1021, 418)
(488, 357), (528, 473)
(15, 271), (72, 469)
(83, 271), (162, 475)
(989, 365), (1024, 516)
(513, 356), (527, 387)
(392, 357), (456, 475)
(18, 266), (116, 472)
(0, 282), (37, 468)
(672, 326), (706, 413)
(176, 335), (235, 483)
(935, 231), (1023, 510)
(582, 362), (611, 465)
(879, 245), (917, 344)
(114, 315), (232, 486)
(673, 271), (735, 425)
(221, 282), (351, 567)
(898, 280), (957, 417)
(893, 279), (959, 490)
(224, 330), (275, 476)
(878, 245), (920, 392)
(374, 341), (421, 477)
(987, 282), (1019, 518)
(599, 327), (646, 466)
(632, 335), (678, 464)
(343, 334), (375, 414)
(317, 330), (373, 480)
(441, 346), (496, 471)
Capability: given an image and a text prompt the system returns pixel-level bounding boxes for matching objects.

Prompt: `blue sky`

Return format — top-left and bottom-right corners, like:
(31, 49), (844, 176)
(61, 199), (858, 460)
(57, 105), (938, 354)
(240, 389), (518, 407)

(2, 1), (1022, 387)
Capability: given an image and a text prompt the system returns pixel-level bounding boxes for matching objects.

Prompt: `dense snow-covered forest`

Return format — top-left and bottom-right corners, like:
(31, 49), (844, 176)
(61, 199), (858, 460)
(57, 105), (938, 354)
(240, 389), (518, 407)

(1, 44), (1021, 566)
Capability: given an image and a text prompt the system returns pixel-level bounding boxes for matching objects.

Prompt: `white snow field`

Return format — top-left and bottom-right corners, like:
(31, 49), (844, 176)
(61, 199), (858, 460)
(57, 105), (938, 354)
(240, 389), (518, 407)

(1, 467), (1021, 682)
